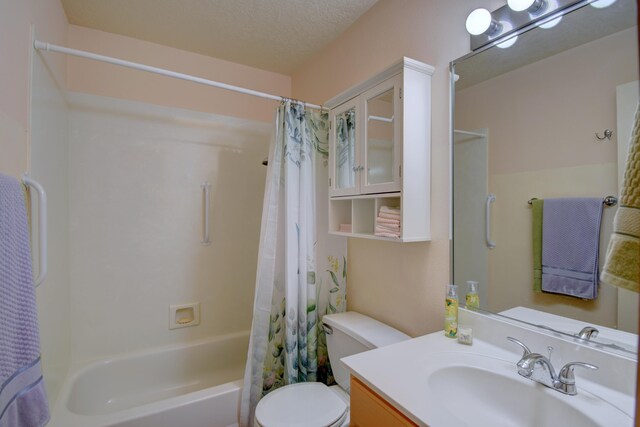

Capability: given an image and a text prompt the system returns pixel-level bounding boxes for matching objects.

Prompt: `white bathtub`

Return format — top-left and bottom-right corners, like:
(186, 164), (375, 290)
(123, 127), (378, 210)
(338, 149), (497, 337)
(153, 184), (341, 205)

(49, 332), (249, 427)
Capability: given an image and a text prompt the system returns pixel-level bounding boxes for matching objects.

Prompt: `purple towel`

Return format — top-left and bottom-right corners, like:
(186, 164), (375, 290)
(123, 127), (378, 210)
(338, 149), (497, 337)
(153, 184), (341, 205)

(0, 174), (49, 427)
(541, 198), (603, 300)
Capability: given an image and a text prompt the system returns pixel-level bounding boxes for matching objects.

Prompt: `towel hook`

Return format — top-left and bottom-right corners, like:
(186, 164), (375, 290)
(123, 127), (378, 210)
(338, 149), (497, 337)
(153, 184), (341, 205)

(595, 129), (613, 141)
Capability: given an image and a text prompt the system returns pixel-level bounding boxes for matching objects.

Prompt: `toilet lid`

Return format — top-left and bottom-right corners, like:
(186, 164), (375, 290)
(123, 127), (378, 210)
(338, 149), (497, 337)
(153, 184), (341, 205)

(255, 382), (348, 427)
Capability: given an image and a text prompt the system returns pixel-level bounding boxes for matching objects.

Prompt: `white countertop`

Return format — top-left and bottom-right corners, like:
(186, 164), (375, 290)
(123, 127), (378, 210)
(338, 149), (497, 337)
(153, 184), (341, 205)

(341, 311), (636, 427)
(342, 332), (515, 427)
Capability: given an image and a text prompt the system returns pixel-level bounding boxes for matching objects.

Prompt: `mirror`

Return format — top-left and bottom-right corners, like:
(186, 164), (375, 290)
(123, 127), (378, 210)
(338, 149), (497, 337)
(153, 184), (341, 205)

(451, 0), (638, 356)
(366, 88), (394, 185)
(335, 106), (356, 190)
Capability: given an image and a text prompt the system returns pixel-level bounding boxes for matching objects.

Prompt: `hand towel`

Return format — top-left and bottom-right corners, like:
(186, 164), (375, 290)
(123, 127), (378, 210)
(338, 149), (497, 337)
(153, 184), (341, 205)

(531, 199), (544, 292)
(601, 104), (640, 293)
(541, 198), (603, 299)
(0, 173), (49, 427)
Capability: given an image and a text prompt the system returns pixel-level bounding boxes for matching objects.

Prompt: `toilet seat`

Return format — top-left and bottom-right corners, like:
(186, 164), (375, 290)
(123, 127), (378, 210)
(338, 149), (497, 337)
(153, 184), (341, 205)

(255, 382), (348, 427)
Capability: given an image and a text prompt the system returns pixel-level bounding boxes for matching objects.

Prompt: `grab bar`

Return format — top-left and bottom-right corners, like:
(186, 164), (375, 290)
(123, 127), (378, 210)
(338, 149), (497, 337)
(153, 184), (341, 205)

(486, 193), (496, 249)
(22, 175), (48, 287)
(201, 181), (211, 246)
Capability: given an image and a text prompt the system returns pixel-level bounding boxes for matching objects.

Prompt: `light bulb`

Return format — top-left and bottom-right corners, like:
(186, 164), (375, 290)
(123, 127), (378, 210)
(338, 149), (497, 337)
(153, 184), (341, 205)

(496, 22), (517, 49)
(539, 0), (562, 28)
(590, 0), (617, 8)
(466, 8), (493, 35)
(539, 15), (562, 28)
(507, 0), (536, 11)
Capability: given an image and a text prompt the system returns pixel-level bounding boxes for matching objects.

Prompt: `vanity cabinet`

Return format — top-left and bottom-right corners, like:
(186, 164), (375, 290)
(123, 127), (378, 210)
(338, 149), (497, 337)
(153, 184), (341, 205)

(327, 57), (433, 242)
(350, 377), (418, 427)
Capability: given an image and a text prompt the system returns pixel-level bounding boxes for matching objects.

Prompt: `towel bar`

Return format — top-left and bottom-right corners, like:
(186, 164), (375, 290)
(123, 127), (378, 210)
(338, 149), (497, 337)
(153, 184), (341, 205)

(527, 196), (617, 206)
(22, 175), (48, 287)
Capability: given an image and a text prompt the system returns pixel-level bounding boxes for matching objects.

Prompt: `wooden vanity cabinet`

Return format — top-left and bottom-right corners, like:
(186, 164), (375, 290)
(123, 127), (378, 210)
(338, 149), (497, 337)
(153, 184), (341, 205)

(350, 377), (419, 427)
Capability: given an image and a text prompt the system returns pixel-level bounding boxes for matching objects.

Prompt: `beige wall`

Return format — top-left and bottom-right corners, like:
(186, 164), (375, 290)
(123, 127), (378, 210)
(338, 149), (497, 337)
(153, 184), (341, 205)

(67, 25), (291, 123)
(0, 0), (67, 178)
(455, 28), (638, 327)
(292, 0), (503, 337)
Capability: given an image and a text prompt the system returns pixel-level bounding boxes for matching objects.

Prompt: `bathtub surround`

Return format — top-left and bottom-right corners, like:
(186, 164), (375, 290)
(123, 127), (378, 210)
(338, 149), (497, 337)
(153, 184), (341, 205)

(67, 93), (269, 363)
(0, 174), (49, 427)
(241, 103), (347, 427)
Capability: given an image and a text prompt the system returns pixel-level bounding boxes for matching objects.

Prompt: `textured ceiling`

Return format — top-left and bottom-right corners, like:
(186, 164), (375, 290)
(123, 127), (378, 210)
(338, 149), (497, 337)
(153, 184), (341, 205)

(61, 0), (379, 74)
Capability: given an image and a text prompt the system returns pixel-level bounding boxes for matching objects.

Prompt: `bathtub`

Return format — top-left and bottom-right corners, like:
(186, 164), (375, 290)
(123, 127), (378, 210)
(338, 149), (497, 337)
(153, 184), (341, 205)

(49, 331), (249, 427)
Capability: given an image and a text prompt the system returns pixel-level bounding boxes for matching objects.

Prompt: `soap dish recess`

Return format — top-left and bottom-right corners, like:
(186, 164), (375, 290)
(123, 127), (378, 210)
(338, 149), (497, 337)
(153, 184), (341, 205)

(169, 303), (200, 329)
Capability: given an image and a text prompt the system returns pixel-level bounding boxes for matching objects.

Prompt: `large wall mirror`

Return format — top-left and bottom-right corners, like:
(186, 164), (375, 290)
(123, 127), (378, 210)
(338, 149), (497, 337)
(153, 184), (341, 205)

(451, 0), (638, 356)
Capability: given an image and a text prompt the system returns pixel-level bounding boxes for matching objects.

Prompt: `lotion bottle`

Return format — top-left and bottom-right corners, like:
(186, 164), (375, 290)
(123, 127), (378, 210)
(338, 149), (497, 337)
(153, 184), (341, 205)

(466, 280), (480, 309)
(444, 284), (458, 338)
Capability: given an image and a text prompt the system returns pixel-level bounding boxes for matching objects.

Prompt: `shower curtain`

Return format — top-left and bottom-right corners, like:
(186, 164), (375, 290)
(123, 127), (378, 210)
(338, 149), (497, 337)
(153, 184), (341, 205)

(240, 101), (346, 427)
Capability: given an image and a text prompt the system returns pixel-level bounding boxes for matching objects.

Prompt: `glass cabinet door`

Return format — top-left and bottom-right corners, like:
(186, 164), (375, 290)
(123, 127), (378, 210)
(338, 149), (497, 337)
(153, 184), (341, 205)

(363, 76), (401, 194)
(331, 99), (359, 196)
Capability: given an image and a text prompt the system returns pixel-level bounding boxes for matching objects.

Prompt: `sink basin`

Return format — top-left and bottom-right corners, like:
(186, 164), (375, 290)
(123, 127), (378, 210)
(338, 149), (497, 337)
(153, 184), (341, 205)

(423, 352), (631, 427)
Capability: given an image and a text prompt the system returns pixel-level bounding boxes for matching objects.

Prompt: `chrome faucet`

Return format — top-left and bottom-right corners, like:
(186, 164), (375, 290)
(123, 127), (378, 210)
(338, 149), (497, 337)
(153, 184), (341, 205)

(507, 337), (598, 395)
(575, 326), (599, 340)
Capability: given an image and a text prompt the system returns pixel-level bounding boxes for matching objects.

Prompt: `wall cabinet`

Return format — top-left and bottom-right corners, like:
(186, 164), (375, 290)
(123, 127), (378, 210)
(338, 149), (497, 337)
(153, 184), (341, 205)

(350, 377), (418, 427)
(326, 57), (434, 242)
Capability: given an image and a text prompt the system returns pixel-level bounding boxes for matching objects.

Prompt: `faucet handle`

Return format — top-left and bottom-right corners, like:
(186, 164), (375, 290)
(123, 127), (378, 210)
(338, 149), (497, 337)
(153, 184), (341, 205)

(507, 337), (532, 358)
(576, 326), (599, 340)
(557, 362), (598, 395)
(558, 362), (598, 382)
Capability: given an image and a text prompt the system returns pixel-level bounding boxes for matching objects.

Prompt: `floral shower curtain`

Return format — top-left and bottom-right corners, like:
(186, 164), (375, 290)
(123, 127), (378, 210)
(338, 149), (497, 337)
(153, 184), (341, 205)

(240, 102), (347, 427)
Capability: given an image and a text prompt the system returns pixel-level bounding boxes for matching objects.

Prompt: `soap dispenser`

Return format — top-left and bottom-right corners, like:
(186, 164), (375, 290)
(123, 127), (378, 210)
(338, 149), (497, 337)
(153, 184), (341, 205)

(466, 280), (480, 309)
(444, 284), (458, 338)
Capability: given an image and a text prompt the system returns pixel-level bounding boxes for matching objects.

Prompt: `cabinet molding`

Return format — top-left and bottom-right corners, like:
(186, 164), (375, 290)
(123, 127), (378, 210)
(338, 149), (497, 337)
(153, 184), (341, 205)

(326, 58), (435, 109)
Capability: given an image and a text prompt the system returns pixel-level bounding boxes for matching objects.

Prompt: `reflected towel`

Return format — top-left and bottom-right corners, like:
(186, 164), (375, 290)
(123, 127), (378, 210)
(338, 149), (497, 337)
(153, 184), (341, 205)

(0, 173), (49, 427)
(601, 104), (640, 292)
(541, 198), (603, 299)
(531, 199), (544, 292)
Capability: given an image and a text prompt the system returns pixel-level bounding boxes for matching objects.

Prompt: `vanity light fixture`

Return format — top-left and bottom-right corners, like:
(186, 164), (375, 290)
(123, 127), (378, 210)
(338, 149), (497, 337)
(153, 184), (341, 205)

(466, 0), (613, 51)
(465, 8), (502, 36)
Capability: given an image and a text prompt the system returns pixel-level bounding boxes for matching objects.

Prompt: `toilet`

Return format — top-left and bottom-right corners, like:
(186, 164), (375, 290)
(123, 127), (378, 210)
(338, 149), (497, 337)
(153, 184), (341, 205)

(254, 311), (410, 427)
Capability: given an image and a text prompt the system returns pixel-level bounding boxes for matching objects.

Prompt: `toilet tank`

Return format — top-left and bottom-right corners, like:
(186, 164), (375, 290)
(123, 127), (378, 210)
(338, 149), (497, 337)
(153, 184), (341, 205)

(322, 312), (410, 391)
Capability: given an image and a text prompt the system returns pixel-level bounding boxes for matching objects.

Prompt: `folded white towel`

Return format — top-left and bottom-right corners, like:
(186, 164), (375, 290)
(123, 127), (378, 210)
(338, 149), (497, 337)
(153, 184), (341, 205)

(379, 212), (401, 220)
(380, 206), (400, 214)
(376, 217), (400, 225)
(375, 231), (400, 238)
(375, 223), (400, 232)
(338, 224), (352, 233)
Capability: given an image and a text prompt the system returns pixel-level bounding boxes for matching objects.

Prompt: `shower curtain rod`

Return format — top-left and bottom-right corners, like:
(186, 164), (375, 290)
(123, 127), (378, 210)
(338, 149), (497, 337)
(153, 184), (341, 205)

(34, 40), (327, 111)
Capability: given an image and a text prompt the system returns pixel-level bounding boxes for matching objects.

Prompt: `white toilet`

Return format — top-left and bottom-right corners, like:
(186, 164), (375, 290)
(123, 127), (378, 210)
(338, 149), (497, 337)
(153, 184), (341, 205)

(254, 311), (410, 427)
